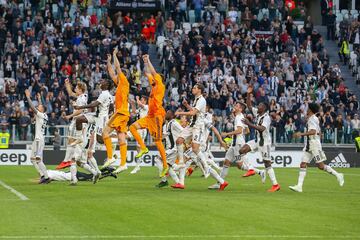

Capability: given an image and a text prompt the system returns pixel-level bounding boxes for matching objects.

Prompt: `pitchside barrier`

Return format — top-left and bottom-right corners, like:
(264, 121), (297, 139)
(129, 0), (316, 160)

(0, 147), (357, 168)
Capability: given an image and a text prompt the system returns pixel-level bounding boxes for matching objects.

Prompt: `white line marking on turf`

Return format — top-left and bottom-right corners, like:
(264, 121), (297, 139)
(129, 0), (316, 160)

(0, 180), (29, 201)
(1, 235), (359, 239)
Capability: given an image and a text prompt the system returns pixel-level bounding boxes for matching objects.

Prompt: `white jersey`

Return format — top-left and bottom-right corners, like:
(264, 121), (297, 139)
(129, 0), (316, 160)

(136, 105), (149, 119)
(76, 93), (88, 108)
(233, 113), (246, 146)
(190, 95), (206, 128)
(304, 114), (322, 151)
(164, 119), (184, 149)
(47, 170), (71, 181)
(34, 111), (48, 141)
(82, 120), (96, 150)
(164, 119), (183, 150)
(96, 90), (112, 117)
(252, 107), (272, 146)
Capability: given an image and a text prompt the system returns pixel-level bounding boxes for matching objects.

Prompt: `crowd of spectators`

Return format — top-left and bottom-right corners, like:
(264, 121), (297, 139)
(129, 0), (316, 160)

(0, 0), (359, 145)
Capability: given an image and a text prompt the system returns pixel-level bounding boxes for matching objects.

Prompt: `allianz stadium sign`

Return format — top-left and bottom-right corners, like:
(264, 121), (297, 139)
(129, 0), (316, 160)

(110, 0), (161, 10)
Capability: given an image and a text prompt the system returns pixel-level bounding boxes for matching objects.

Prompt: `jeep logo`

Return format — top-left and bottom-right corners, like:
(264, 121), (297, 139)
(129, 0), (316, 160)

(257, 155), (292, 167)
(0, 153), (28, 165)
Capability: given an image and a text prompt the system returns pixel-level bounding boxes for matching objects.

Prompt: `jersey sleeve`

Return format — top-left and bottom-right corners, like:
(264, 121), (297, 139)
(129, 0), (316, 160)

(262, 116), (271, 129)
(97, 92), (107, 105)
(235, 115), (245, 129)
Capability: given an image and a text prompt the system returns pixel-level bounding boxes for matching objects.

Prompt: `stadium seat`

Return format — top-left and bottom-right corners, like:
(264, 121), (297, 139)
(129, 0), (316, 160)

(188, 10), (195, 23)
(336, 13), (343, 22)
(175, 29), (183, 35)
(340, 9), (349, 15)
(354, 13), (359, 19)
(343, 13), (349, 19)
(262, 8), (269, 17)
(350, 10), (358, 15)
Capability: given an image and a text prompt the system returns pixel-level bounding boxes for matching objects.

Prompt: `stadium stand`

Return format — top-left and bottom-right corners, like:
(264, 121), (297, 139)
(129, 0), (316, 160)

(0, 0), (359, 146)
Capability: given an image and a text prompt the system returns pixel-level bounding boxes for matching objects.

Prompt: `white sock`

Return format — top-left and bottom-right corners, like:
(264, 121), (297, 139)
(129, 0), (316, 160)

(75, 129), (82, 140)
(169, 168), (180, 183)
(64, 145), (75, 162)
(154, 157), (163, 175)
(246, 162), (261, 174)
(297, 168), (307, 188)
(177, 144), (184, 164)
(266, 167), (278, 185)
(179, 167), (186, 185)
(185, 160), (193, 168)
(70, 163), (77, 182)
(88, 157), (100, 173)
(31, 160), (43, 177)
(195, 157), (205, 175)
(37, 161), (49, 178)
(161, 176), (167, 182)
(81, 163), (97, 175)
(241, 161), (249, 171)
(208, 158), (221, 172)
(324, 165), (340, 178)
(196, 151), (209, 173)
(220, 165), (229, 179)
(209, 167), (224, 184)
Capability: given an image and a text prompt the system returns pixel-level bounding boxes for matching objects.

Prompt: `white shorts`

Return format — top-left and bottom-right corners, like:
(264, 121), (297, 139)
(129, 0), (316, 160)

(165, 148), (177, 165)
(225, 144), (246, 162)
(73, 144), (87, 163)
(68, 120), (76, 138)
(31, 139), (45, 159)
(96, 115), (109, 136)
(301, 149), (326, 164)
(180, 126), (205, 145)
(246, 140), (271, 161)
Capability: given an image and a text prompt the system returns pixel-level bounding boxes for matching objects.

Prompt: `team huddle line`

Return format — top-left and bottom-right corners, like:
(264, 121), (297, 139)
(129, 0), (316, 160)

(25, 51), (344, 192)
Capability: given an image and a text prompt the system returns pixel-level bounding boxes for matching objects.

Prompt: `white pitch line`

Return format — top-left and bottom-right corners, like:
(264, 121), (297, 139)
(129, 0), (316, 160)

(0, 180), (29, 201)
(0, 235), (359, 239)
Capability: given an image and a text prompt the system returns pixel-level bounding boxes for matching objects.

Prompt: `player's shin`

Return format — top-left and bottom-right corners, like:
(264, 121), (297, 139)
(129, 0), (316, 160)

(220, 165), (229, 179)
(297, 168), (307, 188)
(209, 167), (224, 184)
(323, 164), (340, 177)
(31, 159), (43, 177)
(179, 167), (186, 185)
(177, 144), (185, 164)
(196, 151), (210, 177)
(266, 166), (278, 185)
(129, 125), (146, 150)
(37, 160), (49, 179)
(89, 157), (101, 174)
(103, 136), (113, 160)
(80, 162), (97, 175)
(119, 143), (127, 166)
(207, 157), (221, 172)
(70, 162), (78, 183)
(169, 167), (180, 183)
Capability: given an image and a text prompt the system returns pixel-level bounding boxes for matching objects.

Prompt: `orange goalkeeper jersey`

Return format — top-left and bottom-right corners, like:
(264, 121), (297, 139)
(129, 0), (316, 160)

(114, 72), (130, 116)
(148, 73), (165, 117)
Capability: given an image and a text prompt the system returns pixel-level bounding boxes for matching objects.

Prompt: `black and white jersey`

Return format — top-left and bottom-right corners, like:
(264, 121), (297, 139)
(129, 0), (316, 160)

(34, 111), (48, 141)
(189, 95), (206, 128)
(252, 107), (271, 146)
(232, 113), (246, 146)
(164, 119), (183, 150)
(304, 114), (322, 152)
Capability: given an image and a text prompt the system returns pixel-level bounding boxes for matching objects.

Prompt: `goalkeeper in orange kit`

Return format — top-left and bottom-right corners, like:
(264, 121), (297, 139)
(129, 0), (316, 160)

(129, 55), (168, 177)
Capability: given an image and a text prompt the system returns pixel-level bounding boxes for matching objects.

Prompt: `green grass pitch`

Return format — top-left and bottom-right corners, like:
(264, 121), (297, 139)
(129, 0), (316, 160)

(0, 166), (359, 239)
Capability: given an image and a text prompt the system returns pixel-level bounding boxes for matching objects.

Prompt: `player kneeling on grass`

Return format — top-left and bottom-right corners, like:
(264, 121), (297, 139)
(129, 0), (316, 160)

(208, 102), (265, 190)
(289, 103), (344, 193)
(25, 89), (50, 184)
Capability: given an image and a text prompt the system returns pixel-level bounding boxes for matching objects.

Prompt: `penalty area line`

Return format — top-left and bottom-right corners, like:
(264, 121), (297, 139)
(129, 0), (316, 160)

(0, 180), (29, 201)
(0, 235), (359, 239)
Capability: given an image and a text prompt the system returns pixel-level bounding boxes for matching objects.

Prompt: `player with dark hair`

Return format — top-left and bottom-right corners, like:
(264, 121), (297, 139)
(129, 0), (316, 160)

(25, 89), (50, 184)
(239, 86), (281, 192)
(289, 103), (344, 192)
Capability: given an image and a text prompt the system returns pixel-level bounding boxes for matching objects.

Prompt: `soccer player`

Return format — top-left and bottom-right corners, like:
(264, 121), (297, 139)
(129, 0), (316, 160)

(129, 54), (168, 177)
(46, 167), (117, 182)
(239, 87), (281, 192)
(155, 110), (184, 188)
(72, 79), (113, 175)
(175, 84), (229, 191)
(70, 120), (101, 185)
(25, 89), (50, 184)
(208, 102), (265, 190)
(56, 79), (88, 169)
(129, 95), (149, 174)
(102, 48), (130, 174)
(289, 103), (344, 192)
